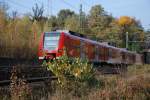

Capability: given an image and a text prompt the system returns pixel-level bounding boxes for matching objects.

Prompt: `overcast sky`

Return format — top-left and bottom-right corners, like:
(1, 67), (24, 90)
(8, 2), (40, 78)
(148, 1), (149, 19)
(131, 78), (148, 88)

(3, 0), (150, 30)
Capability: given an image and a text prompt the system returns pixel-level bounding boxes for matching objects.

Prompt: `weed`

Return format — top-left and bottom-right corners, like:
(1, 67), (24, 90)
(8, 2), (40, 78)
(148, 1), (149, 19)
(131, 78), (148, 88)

(10, 66), (32, 100)
(45, 55), (101, 97)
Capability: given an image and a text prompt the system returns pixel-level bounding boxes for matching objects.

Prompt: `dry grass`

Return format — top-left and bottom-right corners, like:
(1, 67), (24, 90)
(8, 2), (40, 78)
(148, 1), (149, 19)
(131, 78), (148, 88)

(0, 65), (149, 100)
(49, 64), (150, 100)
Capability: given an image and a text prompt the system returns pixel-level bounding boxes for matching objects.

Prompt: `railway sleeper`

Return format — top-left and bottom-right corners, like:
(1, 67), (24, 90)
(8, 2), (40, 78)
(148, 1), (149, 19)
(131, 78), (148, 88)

(93, 62), (128, 75)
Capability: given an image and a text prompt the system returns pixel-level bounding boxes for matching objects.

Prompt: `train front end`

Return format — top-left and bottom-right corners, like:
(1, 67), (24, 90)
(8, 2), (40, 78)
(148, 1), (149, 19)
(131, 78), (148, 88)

(38, 32), (64, 61)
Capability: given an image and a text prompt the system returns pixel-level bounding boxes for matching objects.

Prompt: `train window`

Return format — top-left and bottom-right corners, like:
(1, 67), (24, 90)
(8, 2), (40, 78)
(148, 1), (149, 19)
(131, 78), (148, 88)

(112, 49), (119, 58)
(69, 31), (86, 38)
(44, 32), (60, 50)
(99, 46), (103, 56)
(95, 45), (99, 60)
(109, 48), (112, 58)
(122, 52), (126, 60)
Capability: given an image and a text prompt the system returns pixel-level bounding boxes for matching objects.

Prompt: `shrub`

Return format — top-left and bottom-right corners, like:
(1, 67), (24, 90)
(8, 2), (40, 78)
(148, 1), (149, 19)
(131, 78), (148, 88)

(10, 66), (32, 100)
(45, 55), (100, 97)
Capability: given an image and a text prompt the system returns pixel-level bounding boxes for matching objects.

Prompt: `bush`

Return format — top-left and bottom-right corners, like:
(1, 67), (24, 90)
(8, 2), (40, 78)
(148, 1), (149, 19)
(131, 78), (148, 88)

(45, 55), (100, 97)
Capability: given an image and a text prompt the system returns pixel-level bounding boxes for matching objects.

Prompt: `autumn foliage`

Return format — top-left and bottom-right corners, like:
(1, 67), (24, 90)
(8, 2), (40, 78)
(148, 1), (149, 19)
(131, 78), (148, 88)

(45, 55), (100, 97)
(0, 3), (147, 59)
(117, 16), (134, 26)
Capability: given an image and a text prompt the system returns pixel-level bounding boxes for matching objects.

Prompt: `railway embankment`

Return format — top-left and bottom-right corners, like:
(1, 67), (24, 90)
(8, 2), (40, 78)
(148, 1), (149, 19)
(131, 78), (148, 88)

(49, 64), (150, 100)
(0, 62), (149, 100)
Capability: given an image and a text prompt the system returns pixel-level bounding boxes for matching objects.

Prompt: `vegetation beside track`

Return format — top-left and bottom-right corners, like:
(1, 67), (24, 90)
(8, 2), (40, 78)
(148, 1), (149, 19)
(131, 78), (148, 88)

(48, 61), (150, 100)
(0, 61), (150, 100)
(45, 55), (100, 97)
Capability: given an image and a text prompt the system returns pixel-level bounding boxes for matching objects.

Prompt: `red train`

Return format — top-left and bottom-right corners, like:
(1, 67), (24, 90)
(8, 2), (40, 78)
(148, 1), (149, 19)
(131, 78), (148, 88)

(38, 30), (143, 65)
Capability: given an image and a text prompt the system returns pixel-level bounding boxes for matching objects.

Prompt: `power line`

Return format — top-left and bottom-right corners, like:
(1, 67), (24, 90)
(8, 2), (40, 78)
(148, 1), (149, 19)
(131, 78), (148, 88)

(60, 0), (78, 11)
(79, 0), (91, 15)
(36, 0), (43, 4)
(0, 0), (8, 10)
(49, 0), (53, 17)
(47, 0), (50, 17)
(82, 0), (90, 7)
(46, 0), (57, 17)
(6, 0), (31, 10)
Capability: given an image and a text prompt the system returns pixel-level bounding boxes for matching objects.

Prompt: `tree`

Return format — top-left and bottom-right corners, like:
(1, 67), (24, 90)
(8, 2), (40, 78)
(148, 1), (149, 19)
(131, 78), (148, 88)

(145, 30), (150, 49)
(0, 7), (8, 47)
(117, 16), (144, 50)
(118, 16), (133, 27)
(104, 20), (122, 46)
(11, 11), (18, 20)
(65, 16), (80, 32)
(31, 20), (41, 40)
(89, 5), (105, 17)
(117, 16), (143, 37)
(88, 5), (114, 40)
(118, 16), (144, 51)
(0, 7), (7, 33)
(57, 9), (75, 28)
(32, 3), (44, 21)
(48, 16), (58, 30)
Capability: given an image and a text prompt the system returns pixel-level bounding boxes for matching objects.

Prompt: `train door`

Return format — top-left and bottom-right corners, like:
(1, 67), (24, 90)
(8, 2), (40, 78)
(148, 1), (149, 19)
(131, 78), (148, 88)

(122, 51), (126, 64)
(104, 47), (109, 62)
(89, 43), (95, 61)
(108, 48), (112, 63)
(99, 45), (104, 62)
(80, 40), (86, 59)
(143, 50), (150, 64)
(65, 36), (80, 57)
(95, 45), (99, 62)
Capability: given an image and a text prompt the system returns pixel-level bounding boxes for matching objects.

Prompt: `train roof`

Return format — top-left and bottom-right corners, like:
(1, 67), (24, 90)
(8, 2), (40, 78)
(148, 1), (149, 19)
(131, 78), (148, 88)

(58, 31), (123, 48)
(55, 30), (136, 54)
(56, 30), (86, 38)
(143, 49), (150, 52)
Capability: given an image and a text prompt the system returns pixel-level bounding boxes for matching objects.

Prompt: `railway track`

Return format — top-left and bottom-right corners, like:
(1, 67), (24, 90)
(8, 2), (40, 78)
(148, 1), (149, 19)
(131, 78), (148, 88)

(0, 57), (56, 86)
(0, 76), (57, 86)
(0, 57), (128, 87)
(0, 65), (57, 86)
(0, 65), (50, 79)
(0, 57), (39, 66)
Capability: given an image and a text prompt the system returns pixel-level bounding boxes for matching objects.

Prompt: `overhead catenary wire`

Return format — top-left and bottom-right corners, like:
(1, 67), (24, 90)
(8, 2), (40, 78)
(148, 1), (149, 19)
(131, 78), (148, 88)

(36, 0), (43, 4)
(0, 0), (8, 10)
(48, 0), (53, 17)
(46, 0), (58, 17)
(82, 0), (91, 7)
(47, 0), (50, 17)
(50, 0), (53, 16)
(59, 0), (78, 11)
(6, 0), (31, 10)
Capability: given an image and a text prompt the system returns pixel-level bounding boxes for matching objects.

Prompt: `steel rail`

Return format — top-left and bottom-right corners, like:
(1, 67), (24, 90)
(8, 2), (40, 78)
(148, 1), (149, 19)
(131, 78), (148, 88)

(0, 76), (57, 86)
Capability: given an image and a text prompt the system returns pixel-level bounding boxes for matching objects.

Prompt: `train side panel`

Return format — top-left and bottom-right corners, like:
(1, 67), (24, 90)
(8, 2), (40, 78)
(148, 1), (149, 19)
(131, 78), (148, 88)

(98, 45), (109, 63)
(108, 48), (122, 64)
(38, 32), (44, 60)
(64, 34), (81, 58)
(135, 54), (143, 65)
(64, 34), (100, 62)
(38, 31), (144, 66)
(85, 42), (95, 61)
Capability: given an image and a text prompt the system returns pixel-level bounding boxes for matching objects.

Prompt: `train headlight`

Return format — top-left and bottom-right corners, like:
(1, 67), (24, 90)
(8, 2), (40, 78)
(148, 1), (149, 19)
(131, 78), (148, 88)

(58, 49), (63, 53)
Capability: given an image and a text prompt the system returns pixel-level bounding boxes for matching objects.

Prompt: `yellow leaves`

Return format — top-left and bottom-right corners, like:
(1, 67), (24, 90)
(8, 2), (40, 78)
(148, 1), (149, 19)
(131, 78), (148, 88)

(0, 9), (7, 33)
(31, 20), (39, 33)
(117, 16), (133, 26)
(73, 68), (81, 78)
(46, 56), (94, 88)
(140, 32), (145, 41)
(65, 16), (79, 32)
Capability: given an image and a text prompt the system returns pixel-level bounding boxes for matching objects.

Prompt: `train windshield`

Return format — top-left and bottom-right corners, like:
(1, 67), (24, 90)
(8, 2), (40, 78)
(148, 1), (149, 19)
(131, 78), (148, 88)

(44, 32), (60, 50)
